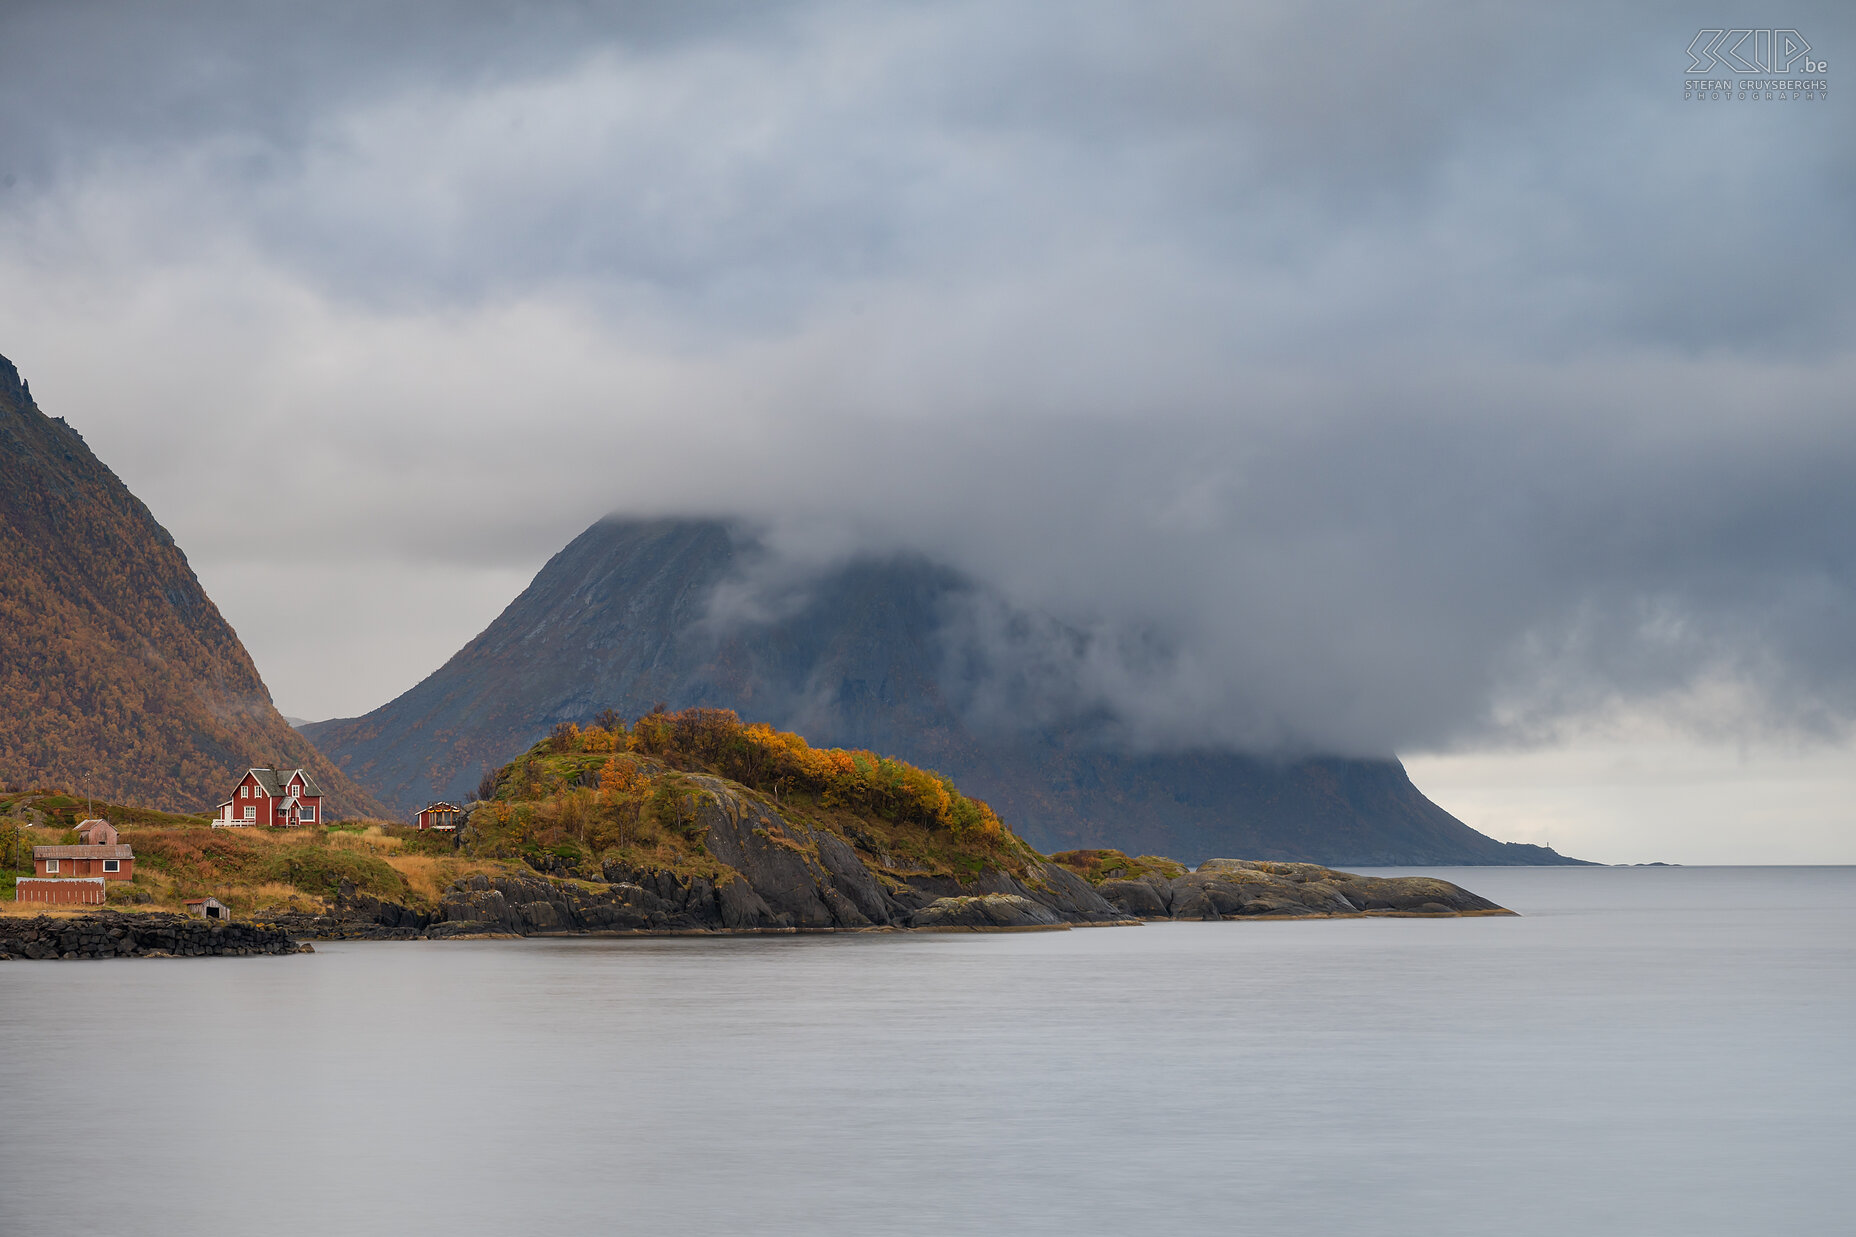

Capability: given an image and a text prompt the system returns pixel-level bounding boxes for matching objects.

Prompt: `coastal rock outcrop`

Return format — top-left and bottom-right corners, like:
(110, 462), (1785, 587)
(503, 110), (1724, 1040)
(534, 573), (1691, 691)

(908, 894), (1063, 930)
(431, 871), (697, 936)
(1054, 852), (1511, 920)
(261, 879), (437, 940)
(419, 777), (1129, 937)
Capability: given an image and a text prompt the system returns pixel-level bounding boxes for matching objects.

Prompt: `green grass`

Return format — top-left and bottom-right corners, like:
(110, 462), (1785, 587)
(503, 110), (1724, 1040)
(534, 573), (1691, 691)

(1048, 848), (1189, 885)
(255, 847), (409, 900)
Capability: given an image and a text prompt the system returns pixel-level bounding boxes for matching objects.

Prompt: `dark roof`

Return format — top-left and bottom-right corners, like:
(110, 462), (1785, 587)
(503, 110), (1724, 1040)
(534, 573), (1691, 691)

(35, 844), (134, 859)
(247, 767), (323, 797)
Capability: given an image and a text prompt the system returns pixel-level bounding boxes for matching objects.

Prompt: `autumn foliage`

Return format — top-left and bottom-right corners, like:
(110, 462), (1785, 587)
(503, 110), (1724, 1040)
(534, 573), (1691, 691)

(498, 708), (1006, 840)
(631, 708), (1006, 838)
(0, 358), (383, 817)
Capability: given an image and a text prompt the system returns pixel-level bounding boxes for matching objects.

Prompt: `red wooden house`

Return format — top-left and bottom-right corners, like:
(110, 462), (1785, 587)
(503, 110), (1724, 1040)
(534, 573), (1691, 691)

(32, 820), (134, 880)
(33, 843), (135, 880)
(416, 802), (463, 831)
(19, 818), (134, 904)
(213, 767), (325, 828)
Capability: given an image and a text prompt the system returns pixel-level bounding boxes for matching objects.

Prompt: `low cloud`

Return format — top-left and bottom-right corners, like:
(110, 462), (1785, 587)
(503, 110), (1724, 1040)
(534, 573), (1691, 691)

(0, 0), (1850, 757)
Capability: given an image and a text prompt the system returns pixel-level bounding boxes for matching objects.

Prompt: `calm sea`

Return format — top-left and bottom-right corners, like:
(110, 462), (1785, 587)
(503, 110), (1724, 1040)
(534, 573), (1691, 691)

(3, 866), (1852, 1236)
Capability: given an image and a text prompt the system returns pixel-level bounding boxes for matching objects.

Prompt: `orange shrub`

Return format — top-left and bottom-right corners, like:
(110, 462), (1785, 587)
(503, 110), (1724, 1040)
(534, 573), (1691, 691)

(629, 708), (1002, 839)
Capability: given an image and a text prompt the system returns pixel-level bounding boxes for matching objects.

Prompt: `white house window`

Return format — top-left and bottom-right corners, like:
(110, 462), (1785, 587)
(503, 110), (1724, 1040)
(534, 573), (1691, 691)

(45, 859), (58, 873)
(244, 804), (257, 821)
(301, 805), (316, 822)
(103, 859), (120, 872)
(240, 784), (248, 798)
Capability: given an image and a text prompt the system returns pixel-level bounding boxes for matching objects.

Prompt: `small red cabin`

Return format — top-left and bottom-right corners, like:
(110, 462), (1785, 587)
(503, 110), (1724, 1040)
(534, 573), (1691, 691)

(22, 818), (132, 903)
(34, 845), (135, 880)
(214, 767), (324, 828)
(416, 802), (463, 831)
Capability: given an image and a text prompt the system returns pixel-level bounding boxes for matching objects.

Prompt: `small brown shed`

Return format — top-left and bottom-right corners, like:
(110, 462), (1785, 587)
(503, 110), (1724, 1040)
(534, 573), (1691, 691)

(184, 897), (230, 920)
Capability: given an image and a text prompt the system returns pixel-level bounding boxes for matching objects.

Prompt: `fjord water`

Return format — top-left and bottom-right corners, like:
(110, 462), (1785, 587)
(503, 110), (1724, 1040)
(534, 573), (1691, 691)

(3, 867), (1852, 1236)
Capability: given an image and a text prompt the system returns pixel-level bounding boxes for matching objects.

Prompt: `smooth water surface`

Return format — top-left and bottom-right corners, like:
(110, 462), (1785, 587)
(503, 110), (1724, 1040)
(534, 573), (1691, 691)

(3, 866), (1852, 1236)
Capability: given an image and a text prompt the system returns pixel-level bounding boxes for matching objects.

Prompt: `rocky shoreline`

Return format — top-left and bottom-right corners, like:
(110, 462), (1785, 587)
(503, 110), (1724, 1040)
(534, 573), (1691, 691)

(1, 806), (1512, 958)
(243, 854), (1512, 943)
(0, 863), (1511, 958)
(0, 912), (310, 960)
(0, 856), (1512, 957)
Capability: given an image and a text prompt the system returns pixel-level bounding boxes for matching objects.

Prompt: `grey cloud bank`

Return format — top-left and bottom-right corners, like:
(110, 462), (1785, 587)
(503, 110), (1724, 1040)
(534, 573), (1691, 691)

(0, 1), (1852, 857)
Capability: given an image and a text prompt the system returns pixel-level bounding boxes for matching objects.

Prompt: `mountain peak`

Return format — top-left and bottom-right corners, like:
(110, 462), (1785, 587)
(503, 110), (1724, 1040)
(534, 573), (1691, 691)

(307, 516), (1579, 864)
(0, 351), (385, 818)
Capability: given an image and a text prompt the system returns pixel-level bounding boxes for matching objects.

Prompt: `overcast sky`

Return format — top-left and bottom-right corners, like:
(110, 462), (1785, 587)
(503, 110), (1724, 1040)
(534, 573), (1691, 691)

(1, 1), (1851, 862)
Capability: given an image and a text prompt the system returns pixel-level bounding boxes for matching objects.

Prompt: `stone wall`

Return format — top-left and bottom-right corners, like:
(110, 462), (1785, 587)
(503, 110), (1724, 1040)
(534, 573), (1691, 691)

(0, 913), (307, 960)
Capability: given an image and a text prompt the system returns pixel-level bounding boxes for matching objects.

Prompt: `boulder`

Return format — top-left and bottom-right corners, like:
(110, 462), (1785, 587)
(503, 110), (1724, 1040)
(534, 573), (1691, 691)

(1096, 876), (1172, 918)
(908, 894), (1065, 930)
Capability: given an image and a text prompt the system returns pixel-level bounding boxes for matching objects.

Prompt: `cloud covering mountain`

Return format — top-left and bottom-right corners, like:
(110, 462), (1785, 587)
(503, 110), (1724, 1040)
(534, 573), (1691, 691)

(0, 1), (1850, 789)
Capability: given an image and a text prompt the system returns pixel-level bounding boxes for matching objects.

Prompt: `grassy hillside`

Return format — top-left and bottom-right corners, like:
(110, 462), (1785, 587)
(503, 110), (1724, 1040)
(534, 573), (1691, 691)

(468, 708), (1042, 885)
(0, 710), (1042, 916)
(0, 789), (485, 915)
(0, 351), (385, 819)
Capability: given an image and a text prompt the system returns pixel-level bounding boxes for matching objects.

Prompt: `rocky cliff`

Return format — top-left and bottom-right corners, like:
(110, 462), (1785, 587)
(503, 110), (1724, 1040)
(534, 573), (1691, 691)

(0, 352), (384, 818)
(304, 516), (1579, 865)
(433, 772), (1128, 934)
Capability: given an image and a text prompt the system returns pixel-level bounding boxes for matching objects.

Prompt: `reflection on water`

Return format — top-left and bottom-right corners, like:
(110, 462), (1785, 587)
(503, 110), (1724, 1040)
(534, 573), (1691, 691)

(3, 866), (1853, 1236)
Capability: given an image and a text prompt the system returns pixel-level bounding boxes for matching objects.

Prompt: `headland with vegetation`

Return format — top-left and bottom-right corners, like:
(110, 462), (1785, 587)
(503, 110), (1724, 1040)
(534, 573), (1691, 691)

(2, 709), (1510, 948)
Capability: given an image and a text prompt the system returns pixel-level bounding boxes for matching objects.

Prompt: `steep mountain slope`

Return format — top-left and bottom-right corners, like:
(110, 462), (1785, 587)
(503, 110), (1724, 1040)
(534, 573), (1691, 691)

(307, 517), (1576, 864)
(0, 352), (384, 818)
